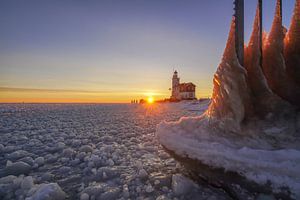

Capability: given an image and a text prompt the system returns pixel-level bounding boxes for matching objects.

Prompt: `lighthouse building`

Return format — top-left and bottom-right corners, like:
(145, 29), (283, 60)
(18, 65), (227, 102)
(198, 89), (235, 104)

(171, 71), (196, 100)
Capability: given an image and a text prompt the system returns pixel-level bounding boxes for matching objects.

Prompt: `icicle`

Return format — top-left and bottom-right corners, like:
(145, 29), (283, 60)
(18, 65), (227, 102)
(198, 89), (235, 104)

(245, 3), (271, 99)
(207, 18), (251, 131)
(222, 17), (239, 64)
(267, 0), (284, 49)
(263, 0), (300, 107)
(247, 4), (261, 52)
(284, 0), (300, 87)
(288, 0), (300, 43)
(245, 3), (293, 117)
(262, 0), (284, 92)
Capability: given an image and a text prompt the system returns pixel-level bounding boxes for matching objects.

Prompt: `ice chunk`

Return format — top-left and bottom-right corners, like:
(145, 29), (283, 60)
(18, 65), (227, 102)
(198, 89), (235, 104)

(41, 173), (54, 182)
(135, 161), (143, 169)
(145, 184), (154, 193)
(0, 175), (17, 184)
(6, 150), (30, 161)
(35, 157), (45, 166)
(138, 169), (148, 179)
(122, 185), (129, 198)
(80, 193), (89, 200)
(21, 176), (34, 190)
(6, 160), (12, 167)
(81, 183), (107, 197)
(99, 187), (120, 200)
(45, 154), (58, 164)
(20, 157), (34, 166)
(79, 145), (93, 153)
(13, 175), (24, 188)
(58, 166), (71, 174)
(72, 140), (81, 147)
(5, 161), (31, 176)
(62, 148), (75, 158)
(97, 167), (119, 180)
(57, 142), (66, 150)
(171, 174), (198, 196)
(26, 183), (66, 200)
(150, 173), (171, 188)
(3, 145), (15, 153)
(70, 158), (81, 166)
(107, 159), (114, 166)
(0, 144), (4, 152)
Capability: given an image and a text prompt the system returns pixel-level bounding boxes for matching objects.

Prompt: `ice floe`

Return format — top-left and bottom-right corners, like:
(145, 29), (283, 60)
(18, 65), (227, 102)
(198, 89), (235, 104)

(0, 102), (230, 199)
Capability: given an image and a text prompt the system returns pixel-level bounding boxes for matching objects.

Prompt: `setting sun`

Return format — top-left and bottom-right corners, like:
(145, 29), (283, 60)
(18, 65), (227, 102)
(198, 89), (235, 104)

(147, 96), (154, 104)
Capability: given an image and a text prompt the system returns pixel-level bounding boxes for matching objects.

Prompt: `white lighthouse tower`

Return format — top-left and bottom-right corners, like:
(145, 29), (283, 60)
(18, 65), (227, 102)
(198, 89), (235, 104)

(171, 70), (180, 100)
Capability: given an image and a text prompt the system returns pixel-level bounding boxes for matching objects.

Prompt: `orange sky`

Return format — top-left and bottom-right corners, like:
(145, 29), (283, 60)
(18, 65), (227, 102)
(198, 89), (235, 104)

(0, 86), (212, 103)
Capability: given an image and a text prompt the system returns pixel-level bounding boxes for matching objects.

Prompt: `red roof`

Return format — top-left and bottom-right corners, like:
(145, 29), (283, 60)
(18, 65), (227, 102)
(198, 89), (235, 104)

(179, 82), (195, 92)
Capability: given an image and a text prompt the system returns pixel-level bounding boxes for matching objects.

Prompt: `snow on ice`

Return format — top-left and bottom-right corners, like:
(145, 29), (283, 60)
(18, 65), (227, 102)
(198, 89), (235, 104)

(0, 102), (230, 200)
(157, 117), (300, 198)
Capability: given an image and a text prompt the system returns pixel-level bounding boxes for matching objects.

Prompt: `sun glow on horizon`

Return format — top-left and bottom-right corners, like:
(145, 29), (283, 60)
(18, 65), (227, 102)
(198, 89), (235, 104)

(147, 96), (154, 104)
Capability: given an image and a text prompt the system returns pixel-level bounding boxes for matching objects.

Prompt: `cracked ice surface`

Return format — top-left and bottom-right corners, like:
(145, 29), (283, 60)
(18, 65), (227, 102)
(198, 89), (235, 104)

(0, 101), (229, 200)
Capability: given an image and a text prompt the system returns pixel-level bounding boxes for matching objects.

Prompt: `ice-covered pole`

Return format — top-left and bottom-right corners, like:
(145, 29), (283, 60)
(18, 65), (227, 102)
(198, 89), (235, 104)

(268, 0), (283, 45)
(234, 0), (244, 66)
(287, 0), (300, 43)
(258, 0), (262, 66)
(263, 0), (300, 106)
(244, 0), (293, 117)
(285, 0), (300, 87)
(279, 0), (282, 18)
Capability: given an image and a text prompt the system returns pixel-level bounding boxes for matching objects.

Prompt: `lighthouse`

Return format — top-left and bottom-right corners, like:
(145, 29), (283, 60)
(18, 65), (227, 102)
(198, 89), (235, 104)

(170, 70), (196, 101)
(171, 71), (180, 100)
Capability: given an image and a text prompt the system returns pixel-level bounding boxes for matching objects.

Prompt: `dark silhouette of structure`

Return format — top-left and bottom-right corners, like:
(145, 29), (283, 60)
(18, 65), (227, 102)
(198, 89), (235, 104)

(234, 0), (244, 66)
(279, 0), (282, 18)
(234, 0), (265, 66)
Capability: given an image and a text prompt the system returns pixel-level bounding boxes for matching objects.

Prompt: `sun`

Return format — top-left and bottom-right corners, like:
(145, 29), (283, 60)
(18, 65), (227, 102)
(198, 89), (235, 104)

(147, 96), (154, 104)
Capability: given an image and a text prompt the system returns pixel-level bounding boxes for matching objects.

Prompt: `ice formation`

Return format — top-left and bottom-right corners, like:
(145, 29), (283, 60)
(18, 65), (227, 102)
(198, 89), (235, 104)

(245, 4), (292, 117)
(157, 1), (300, 199)
(285, 0), (300, 87)
(262, 0), (300, 106)
(206, 17), (252, 132)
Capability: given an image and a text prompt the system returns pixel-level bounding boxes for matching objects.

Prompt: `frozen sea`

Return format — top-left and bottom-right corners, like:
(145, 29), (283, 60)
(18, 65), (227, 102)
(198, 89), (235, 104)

(0, 101), (230, 200)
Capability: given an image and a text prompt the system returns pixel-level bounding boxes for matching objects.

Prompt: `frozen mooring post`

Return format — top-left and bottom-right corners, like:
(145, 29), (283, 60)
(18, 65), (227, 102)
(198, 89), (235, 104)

(285, 0), (300, 86)
(234, 0), (244, 66)
(157, 0), (300, 199)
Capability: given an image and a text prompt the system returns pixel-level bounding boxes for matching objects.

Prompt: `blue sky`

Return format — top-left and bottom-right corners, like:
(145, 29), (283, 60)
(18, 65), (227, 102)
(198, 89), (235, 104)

(0, 0), (296, 102)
